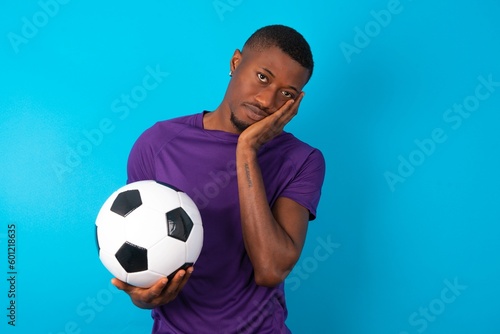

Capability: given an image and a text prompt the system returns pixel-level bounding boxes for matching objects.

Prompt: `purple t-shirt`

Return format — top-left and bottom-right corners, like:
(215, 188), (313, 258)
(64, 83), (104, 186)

(127, 112), (325, 334)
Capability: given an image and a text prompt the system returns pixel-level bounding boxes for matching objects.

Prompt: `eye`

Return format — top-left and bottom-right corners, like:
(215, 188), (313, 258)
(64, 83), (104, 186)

(281, 91), (294, 99)
(257, 72), (268, 83)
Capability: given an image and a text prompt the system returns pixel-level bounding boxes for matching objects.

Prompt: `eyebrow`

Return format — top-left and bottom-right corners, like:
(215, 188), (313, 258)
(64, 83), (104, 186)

(261, 67), (300, 94)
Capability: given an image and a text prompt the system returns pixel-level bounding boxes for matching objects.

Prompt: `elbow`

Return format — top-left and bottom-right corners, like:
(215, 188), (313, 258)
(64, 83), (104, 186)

(253, 268), (289, 287)
(251, 253), (300, 287)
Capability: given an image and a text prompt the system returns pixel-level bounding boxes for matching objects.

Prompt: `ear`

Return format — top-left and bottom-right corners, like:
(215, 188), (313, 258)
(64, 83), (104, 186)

(230, 49), (242, 73)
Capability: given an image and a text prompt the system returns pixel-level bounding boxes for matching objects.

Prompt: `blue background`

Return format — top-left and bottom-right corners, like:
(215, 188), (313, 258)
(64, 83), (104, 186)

(1, 0), (500, 333)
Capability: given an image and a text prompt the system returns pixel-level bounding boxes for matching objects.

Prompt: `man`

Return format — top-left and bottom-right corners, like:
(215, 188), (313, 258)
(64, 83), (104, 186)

(112, 24), (326, 333)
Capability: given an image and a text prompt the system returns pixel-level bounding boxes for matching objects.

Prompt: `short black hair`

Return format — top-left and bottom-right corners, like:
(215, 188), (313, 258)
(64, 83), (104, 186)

(243, 24), (314, 80)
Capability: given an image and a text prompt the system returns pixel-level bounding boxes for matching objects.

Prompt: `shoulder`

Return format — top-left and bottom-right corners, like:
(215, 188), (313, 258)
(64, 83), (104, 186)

(136, 113), (202, 148)
(127, 112), (203, 182)
(147, 113), (201, 135)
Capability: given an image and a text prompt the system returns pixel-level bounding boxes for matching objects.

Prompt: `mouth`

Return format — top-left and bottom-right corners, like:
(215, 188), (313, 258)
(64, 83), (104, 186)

(242, 103), (267, 122)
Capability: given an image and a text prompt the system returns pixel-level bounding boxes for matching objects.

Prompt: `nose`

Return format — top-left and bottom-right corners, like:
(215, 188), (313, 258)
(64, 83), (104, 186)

(254, 87), (275, 112)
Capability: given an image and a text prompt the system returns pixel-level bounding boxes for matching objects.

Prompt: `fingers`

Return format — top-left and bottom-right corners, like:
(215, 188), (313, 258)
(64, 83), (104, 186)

(293, 91), (305, 105)
(111, 278), (129, 291)
(112, 276), (167, 301)
(146, 277), (169, 301)
(111, 270), (193, 309)
(164, 268), (191, 295)
(177, 267), (194, 292)
(287, 91), (305, 115)
(270, 92), (305, 130)
(277, 97), (297, 116)
(276, 92), (305, 121)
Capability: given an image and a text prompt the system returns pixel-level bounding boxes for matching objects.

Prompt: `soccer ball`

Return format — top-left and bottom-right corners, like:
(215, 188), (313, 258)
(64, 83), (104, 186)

(95, 180), (203, 288)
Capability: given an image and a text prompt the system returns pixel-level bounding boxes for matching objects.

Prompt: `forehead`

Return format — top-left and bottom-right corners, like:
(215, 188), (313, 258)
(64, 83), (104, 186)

(241, 46), (310, 89)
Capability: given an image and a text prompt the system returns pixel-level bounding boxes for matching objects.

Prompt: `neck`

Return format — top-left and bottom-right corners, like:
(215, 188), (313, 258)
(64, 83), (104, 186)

(203, 102), (240, 134)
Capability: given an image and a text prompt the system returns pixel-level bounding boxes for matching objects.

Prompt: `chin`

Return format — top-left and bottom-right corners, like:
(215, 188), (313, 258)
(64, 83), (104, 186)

(230, 109), (251, 132)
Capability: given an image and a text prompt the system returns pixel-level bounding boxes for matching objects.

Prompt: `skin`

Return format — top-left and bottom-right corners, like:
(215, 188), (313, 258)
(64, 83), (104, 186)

(113, 45), (312, 307)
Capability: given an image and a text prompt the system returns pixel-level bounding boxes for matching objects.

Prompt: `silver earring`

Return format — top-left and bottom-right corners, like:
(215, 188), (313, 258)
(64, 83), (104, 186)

(229, 71), (233, 77)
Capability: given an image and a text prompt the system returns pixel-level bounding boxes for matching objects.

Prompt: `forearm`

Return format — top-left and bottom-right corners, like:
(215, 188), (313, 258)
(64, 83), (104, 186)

(236, 144), (299, 286)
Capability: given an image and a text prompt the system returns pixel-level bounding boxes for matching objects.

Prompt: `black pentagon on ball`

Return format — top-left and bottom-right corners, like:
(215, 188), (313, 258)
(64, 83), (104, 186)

(111, 189), (142, 217)
(166, 207), (193, 242)
(115, 241), (148, 273)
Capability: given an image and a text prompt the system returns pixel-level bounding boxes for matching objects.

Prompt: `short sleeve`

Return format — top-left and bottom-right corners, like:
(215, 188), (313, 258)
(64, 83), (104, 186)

(280, 149), (326, 220)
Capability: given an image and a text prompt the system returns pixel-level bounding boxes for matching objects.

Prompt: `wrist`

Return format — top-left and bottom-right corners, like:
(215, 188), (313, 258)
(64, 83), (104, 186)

(236, 140), (259, 158)
(237, 135), (260, 154)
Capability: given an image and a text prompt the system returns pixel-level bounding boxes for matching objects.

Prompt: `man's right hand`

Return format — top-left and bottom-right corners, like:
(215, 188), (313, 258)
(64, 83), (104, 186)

(111, 267), (193, 309)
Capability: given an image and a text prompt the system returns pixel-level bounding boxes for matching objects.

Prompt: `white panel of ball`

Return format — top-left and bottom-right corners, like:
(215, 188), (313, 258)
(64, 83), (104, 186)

(127, 270), (166, 288)
(125, 208), (167, 249)
(185, 224), (203, 263)
(148, 237), (187, 276)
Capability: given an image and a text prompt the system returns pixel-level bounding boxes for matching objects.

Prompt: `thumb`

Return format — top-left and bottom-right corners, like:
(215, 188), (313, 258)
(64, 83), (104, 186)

(111, 278), (127, 291)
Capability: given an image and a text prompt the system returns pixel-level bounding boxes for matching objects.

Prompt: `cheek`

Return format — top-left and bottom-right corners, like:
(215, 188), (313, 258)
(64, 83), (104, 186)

(228, 78), (253, 102)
